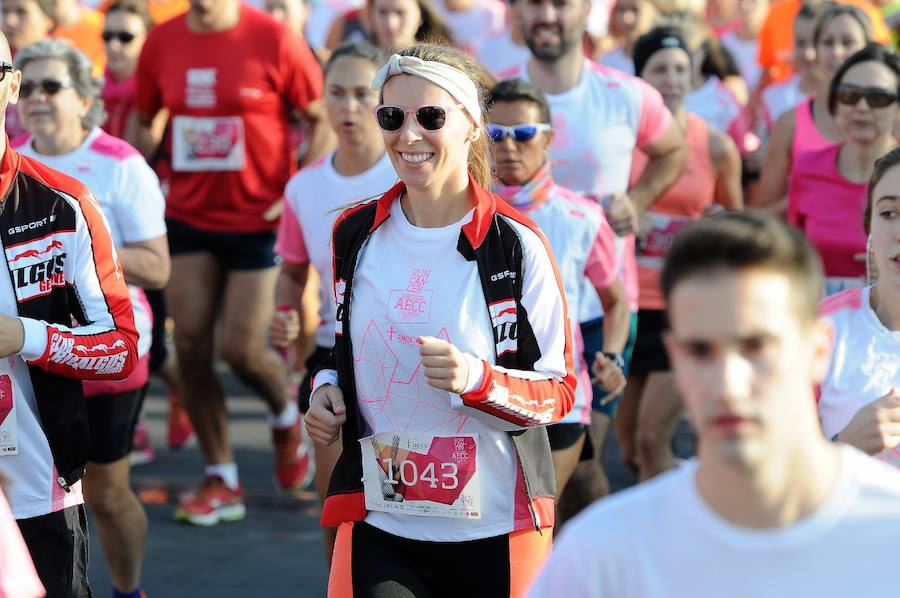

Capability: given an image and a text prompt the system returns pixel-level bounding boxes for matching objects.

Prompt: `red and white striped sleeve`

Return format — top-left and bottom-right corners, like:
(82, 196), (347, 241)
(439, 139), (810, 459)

(21, 188), (139, 380)
(453, 218), (577, 430)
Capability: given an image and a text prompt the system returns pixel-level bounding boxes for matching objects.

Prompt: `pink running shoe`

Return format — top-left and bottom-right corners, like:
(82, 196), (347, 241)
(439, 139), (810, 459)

(174, 476), (245, 527)
(272, 418), (315, 494)
(130, 421), (154, 466)
(167, 392), (195, 450)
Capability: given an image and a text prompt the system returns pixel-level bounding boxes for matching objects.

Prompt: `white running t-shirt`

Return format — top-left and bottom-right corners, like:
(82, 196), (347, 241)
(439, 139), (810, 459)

(530, 447), (900, 597)
(276, 152), (397, 349)
(819, 287), (900, 467)
(349, 200), (518, 541)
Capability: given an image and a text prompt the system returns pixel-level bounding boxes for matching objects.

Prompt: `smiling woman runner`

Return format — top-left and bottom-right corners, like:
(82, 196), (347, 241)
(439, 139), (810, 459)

(304, 44), (577, 598)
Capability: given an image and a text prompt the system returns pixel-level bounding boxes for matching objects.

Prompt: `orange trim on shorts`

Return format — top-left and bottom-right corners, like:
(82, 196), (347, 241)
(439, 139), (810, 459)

(509, 527), (552, 598)
(328, 522), (353, 598)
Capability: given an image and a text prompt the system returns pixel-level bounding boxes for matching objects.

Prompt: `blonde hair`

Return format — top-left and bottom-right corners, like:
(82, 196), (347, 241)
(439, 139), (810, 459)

(395, 43), (496, 189)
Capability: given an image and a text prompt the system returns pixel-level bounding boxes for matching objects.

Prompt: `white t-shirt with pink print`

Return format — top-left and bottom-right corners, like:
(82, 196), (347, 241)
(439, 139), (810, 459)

(497, 59), (673, 319)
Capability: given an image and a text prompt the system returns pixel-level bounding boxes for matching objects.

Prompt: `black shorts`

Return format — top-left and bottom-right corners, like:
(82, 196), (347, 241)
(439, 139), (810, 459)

(17, 504), (91, 598)
(86, 385), (148, 464)
(630, 309), (671, 375)
(330, 521), (549, 597)
(546, 423), (587, 452)
(166, 217), (279, 271)
(298, 345), (333, 413)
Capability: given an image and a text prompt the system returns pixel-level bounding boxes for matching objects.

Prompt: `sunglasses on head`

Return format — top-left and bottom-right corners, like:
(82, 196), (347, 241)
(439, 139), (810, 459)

(835, 84), (898, 108)
(102, 30), (137, 44)
(373, 104), (465, 132)
(20, 79), (72, 98)
(487, 123), (552, 143)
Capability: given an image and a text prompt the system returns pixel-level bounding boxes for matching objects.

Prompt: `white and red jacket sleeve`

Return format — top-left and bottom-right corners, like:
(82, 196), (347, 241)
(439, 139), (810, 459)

(19, 189), (139, 380)
(452, 220), (578, 430)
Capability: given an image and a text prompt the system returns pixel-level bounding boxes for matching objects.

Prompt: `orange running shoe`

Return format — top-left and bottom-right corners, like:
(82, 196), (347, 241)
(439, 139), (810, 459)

(174, 476), (245, 526)
(272, 418), (315, 494)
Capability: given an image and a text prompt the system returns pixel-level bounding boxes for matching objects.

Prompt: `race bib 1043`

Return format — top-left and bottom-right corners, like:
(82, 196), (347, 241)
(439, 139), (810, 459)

(172, 116), (246, 172)
(360, 433), (480, 520)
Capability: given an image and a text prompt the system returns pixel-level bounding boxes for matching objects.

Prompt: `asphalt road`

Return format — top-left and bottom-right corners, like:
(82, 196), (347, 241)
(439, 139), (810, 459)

(86, 372), (691, 598)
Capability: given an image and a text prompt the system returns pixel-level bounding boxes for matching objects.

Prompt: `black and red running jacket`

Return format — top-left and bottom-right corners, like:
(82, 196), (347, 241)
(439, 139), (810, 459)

(316, 176), (578, 532)
(0, 140), (139, 491)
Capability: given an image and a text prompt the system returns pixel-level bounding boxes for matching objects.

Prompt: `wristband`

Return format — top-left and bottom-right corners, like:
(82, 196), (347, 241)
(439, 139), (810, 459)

(602, 351), (625, 371)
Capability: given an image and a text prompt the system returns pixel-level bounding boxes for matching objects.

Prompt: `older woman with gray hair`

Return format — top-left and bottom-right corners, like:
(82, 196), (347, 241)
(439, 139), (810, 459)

(13, 39), (169, 598)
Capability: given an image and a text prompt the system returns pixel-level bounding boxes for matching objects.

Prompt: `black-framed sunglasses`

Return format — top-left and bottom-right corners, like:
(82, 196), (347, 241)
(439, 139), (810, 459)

(835, 84), (898, 108)
(20, 79), (72, 99)
(0, 62), (14, 82)
(102, 30), (137, 44)
(487, 123), (552, 143)
(373, 104), (465, 132)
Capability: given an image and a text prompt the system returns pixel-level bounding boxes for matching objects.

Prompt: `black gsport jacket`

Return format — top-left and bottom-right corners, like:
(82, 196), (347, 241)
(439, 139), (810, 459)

(0, 140), (139, 491)
(316, 176), (577, 533)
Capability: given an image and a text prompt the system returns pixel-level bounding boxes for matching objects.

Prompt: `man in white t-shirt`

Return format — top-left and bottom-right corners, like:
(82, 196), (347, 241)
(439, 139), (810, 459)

(530, 213), (900, 597)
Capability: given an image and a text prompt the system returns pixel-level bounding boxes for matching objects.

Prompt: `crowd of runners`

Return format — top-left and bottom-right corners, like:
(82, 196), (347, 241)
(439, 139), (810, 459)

(0, 0), (898, 596)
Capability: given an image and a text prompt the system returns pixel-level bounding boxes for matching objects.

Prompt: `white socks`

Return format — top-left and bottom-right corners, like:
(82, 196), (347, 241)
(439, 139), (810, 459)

(206, 463), (239, 490)
(268, 400), (300, 429)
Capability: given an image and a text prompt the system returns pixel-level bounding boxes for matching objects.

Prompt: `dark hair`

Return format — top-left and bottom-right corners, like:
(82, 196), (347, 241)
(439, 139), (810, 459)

(367, 0), (455, 49)
(797, 1), (829, 22)
(661, 212), (824, 324)
(865, 146), (900, 233)
(487, 78), (552, 125)
(814, 3), (872, 47)
(324, 40), (387, 77)
(106, 0), (153, 32)
(394, 44), (495, 188)
(827, 43), (900, 114)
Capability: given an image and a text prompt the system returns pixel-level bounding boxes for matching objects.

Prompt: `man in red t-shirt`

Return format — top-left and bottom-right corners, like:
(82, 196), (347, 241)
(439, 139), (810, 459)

(127, 0), (332, 525)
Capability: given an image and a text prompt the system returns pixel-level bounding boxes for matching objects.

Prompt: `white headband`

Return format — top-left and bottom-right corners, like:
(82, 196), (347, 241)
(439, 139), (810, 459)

(371, 54), (482, 124)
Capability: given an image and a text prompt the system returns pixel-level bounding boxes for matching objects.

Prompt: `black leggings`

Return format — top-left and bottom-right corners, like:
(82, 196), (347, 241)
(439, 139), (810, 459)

(329, 521), (549, 597)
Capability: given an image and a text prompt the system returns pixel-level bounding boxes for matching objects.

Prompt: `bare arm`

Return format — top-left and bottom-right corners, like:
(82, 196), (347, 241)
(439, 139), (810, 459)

(709, 128), (744, 210)
(125, 110), (163, 163)
(596, 280), (630, 354)
(117, 235), (170, 289)
(297, 99), (336, 168)
(629, 120), (686, 213)
(754, 109), (795, 214)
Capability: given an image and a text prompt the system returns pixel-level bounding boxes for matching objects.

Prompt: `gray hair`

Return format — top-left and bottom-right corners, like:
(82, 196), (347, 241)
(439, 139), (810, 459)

(13, 39), (106, 131)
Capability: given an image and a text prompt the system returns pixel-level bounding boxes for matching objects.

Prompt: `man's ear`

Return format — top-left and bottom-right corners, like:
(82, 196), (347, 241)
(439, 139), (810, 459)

(7, 69), (20, 106)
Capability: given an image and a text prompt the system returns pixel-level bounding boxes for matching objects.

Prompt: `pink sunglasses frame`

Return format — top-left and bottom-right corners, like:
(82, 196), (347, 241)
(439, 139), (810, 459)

(372, 103), (466, 132)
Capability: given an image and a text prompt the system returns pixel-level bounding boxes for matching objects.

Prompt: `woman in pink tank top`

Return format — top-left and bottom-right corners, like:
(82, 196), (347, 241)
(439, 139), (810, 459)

(619, 26), (743, 481)
(757, 4), (872, 213)
(789, 43), (899, 294)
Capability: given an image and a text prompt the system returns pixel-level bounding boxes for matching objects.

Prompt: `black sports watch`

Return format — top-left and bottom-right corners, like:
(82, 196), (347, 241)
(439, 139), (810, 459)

(602, 351), (625, 370)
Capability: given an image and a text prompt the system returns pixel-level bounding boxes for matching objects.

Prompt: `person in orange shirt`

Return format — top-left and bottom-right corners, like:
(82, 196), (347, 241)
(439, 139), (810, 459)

(758, 0), (889, 87)
(54, 0), (106, 74)
(98, 0), (189, 25)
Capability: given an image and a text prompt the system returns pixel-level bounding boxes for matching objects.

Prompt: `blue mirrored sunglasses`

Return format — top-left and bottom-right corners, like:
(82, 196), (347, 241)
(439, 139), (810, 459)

(487, 123), (552, 143)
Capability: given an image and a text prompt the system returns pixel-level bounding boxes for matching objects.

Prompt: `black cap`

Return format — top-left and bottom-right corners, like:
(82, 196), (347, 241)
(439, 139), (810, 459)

(633, 26), (692, 78)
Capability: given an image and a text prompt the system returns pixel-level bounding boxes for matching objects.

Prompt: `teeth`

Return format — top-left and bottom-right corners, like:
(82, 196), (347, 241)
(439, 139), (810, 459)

(401, 153), (432, 164)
